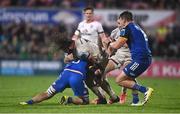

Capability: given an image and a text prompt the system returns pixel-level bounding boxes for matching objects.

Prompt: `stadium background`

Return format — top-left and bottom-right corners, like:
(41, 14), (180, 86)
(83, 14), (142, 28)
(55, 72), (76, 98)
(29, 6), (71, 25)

(0, 0), (180, 113)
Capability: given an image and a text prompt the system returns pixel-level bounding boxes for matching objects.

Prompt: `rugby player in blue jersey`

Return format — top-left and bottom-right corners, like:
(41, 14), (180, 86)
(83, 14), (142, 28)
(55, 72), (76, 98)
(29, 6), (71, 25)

(108, 11), (154, 106)
(20, 37), (91, 105)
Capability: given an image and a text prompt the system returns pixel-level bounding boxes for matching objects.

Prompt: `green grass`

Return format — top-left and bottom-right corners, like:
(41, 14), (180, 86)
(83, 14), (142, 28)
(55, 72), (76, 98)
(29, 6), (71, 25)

(0, 76), (180, 113)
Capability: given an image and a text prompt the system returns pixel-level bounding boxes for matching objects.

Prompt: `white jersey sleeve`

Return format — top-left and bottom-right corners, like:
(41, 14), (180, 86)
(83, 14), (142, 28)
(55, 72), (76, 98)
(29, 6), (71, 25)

(110, 27), (120, 41)
(96, 22), (104, 34)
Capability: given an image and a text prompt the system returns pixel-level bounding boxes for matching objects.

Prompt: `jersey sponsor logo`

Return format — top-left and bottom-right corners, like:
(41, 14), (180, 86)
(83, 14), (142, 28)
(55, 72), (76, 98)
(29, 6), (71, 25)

(120, 29), (126, 36)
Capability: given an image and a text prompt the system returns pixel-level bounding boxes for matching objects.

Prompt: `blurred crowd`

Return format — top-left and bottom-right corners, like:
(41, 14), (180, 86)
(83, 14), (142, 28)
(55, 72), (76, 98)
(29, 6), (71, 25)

(0, 22), (67, 60)
(0, 0), (180, 10)
(0, 0), (180, 60)
(148, 23), (180, 60)
(0, 21), (180, 60)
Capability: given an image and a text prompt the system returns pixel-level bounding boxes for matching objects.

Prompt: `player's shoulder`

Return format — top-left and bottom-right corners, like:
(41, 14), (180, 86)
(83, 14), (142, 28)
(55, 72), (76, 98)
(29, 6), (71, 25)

(111, 27), (119, 34)
(92, 20), (102, 25)
(78, 20), (86, 25)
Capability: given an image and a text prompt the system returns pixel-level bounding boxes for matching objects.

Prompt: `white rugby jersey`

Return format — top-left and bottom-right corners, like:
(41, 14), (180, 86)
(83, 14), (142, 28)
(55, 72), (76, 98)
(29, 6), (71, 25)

(110, 27), (130, 53)
(76, 20), (104, 44)
(110, 27), (120, 41)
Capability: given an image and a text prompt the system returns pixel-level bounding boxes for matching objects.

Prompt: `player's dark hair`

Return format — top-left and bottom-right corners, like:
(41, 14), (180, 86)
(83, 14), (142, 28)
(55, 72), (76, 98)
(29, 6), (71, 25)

(119, 11), (133, 21)
(83, 7), (94, 12)
(50, 32), (74, 52)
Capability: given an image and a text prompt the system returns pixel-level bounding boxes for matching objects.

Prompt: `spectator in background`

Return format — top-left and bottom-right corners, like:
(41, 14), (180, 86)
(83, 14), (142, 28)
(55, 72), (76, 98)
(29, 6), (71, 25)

(0, 0), (11, 7)
(156, 24), (168, 43)
(0, 0), (179, 60)
(0, 22), (68, 60)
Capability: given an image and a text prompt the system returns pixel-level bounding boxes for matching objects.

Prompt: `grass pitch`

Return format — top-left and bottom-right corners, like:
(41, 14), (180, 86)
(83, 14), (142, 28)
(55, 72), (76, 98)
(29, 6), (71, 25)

(0, 75), (180, 113)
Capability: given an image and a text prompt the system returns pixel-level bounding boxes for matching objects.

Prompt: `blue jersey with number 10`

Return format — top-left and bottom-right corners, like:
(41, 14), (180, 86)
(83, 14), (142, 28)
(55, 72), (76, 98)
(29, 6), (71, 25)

(120, 22), (152, 60)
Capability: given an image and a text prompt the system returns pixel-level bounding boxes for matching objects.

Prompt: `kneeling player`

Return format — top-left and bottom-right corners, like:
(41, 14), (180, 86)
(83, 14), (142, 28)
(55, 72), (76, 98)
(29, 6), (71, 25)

(20, 35), (91, 105)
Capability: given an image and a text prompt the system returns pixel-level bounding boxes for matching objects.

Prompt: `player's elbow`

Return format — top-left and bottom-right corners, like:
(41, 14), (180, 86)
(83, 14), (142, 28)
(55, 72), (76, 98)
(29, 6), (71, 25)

(72, 34), (79, 41)
(110, 44), (118, 49)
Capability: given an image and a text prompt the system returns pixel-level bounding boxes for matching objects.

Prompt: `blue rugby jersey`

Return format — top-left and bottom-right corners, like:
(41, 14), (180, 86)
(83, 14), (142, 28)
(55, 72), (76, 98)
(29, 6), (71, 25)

(64, 60), (88, 77)
(120, 22), (152, 60)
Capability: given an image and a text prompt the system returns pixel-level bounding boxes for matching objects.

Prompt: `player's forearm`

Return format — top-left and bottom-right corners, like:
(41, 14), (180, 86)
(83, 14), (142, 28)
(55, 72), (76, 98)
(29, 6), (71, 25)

(99, 33), (111, 50)
(107, 46), (115, 56)
(110, 37), (127, 49)
(110, 42), (121, 49)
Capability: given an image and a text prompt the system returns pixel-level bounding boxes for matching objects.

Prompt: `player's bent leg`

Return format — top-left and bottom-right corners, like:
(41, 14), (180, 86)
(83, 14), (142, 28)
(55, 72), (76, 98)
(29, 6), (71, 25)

(116, 72), (153, 106)
(100, 78), (119, 104)
(60, 88), (89, 105)
(115, 71), (135, 88)
(115, 71), (142, 105)
(119, 87), (127, 104)
(85, 73), (106, 102)
(131, 89), (139, 104)
(91, 97), (107, 104)
(131, 79), (140, 105)
(117, 73), (139, 104)
(96, 60), (119, 104)
(103, 60), (117, 75)
(20, 81), (65, 105)
(68, 74), (90, 105)
(20, 91), (53, 105)
(60, 95), (89, 105)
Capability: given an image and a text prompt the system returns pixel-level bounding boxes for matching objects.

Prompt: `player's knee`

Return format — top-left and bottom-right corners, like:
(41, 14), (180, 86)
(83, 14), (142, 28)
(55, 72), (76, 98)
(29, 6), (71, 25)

(115, 76), (122, 85)
(115, 72), (127, 85)
(46, 86), (56, 97)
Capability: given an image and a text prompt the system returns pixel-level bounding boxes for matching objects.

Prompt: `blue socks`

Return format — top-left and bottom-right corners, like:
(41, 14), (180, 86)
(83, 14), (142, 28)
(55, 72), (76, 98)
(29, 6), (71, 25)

(132, 83), (147, 93)
(132, 93), (139, 104)
(26, 99), (34, 104)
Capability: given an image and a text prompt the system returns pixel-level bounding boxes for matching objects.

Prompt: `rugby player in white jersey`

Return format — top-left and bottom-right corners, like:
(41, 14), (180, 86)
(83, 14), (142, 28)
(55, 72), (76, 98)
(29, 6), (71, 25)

(72, 7), (119, 104)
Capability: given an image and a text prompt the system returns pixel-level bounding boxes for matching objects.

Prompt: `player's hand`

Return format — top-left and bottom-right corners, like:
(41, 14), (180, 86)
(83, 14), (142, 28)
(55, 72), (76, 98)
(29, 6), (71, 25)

(106, 46), (113, 56)
(95, 69), (102, 75)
